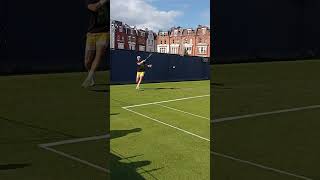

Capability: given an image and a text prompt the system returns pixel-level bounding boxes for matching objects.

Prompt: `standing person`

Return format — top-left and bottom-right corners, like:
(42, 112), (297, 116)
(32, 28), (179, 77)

(82, 0), (109, 88)
(136, 56), (152, 90)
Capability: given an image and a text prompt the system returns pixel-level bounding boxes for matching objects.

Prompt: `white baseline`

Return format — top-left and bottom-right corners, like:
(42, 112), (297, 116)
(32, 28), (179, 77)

(39, 134), (110, 173)
(211, 151), (313, 180)
(123, 94), (210, 109)
(123, 95), (313, 179)
(212, 105), (320, 123)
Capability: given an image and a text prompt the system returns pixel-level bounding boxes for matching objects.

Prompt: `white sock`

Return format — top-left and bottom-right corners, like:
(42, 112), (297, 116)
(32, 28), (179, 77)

(87, 70), (95, 80)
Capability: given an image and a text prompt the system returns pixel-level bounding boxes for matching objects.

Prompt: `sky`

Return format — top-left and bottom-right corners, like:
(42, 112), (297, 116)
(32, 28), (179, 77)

(110, 0), (210, 32)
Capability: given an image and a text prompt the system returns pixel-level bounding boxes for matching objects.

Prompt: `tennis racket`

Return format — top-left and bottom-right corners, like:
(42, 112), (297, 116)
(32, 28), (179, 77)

(144, 53), (153, 62)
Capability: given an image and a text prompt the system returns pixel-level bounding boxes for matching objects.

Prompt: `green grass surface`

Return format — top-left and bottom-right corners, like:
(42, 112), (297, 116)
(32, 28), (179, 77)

(0, 72), (108, 180)
(111, 80), (210, 179)
(211, 60), (320, 180)
(2, 59), (319, 180)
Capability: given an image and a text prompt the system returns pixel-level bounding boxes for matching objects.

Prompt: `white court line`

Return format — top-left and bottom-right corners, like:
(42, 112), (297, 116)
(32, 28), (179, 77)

(40, 146), (110, 173)
(39, 134), (110, 147)
(157, 104), (210, 120)
(212, 105), (320, 123)
(39, 134), (110, 173)
(123, 107), (210, 142)
(211, 151), (313, 180)
(124, 104), (312, 180)
(123, 94), (209, 109)
(123, 95), (313, 179)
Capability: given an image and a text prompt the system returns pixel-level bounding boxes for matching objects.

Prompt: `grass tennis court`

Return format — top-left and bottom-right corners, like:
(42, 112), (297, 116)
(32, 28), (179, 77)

(2, 60), (320, 180)
(0, 72), (109, 180)
(110, 80), (210, 179)
(212, 60), (320, 180)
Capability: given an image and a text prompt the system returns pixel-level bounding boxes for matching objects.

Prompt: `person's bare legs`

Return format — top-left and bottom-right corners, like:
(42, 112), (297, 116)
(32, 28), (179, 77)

(136, 76), (143, 89)
(90, 43), (105, 72)
(82, 33), (107, 88)
(84, 50), (95, 71)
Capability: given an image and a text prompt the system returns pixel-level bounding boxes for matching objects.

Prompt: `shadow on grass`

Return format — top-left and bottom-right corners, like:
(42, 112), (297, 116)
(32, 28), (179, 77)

(110, 151), (163, 180)
(0, 163), (31, 170)
(111, 128), (142, 139)
(110, 128), (164, 179)
(90, 89), (109, 93)
(211, 82), (233, 90)
(0, 116), (76, 138)
(140, 87), (180, 91)
(211, 83), (225, 86)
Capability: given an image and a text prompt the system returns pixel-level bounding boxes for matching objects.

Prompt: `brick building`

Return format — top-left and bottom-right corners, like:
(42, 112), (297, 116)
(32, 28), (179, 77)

(110, 20), (156, 52)
(146, 29), (157, 52)
(195, 25), (210, 57)
(110, 20), (210, 57)
(156, 31), (170, 53)
(137, 29), (146, 51)
(156, 25), (210, 57)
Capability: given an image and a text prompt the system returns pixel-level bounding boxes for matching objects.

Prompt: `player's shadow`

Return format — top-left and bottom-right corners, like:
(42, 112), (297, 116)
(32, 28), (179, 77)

(211, 82), (232, 90)
(0, 163), (31, 170)
(111, 128), (142, 139)
(110, 151), (163, 180)
(111, 113), (120, 116)
(89, 83), (110, 93)
(90, 88), (109, 93)
(212, 82), (225, 86)
(0, 116), (76, 138)
(140, 87), (180, 91)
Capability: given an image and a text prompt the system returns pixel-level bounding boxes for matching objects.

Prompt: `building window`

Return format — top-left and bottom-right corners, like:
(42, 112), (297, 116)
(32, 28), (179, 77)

(139, 45), (145, 51)
(129, 44), (136, 50)
(118, 43), (124, 49)
(117, 35), (120, 41)
(159, 47), (167, 53)
(165, 40), (166, 44)
(161, 41), (162, 44)
(198, 46), (207, 54)
(173, 40), (175, 44)
(119, 26), (123, 32)
(128, 36), (131, 41)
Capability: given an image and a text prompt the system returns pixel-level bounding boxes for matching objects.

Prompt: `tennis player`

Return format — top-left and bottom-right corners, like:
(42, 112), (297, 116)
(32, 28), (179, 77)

(136, 56), (152, 90)
(82, 0), (109, 88)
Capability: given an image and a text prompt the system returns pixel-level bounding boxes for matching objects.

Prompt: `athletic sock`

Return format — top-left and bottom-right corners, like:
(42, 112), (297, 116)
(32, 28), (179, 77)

(87, 70), (95, 80)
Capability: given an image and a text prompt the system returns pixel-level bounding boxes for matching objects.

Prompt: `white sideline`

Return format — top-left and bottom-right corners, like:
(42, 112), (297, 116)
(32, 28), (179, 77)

(123, 107), (210, 142)
(123, 95), (313, 179)
(39, 134), (110, 173)
(39, 134), (110, 147)
(122, 94), (210, 109)
(211, 151), (313, 180)
(212, 105), (320, 123)
(157, 104), (210, 120)
(41, 146), (110, 173)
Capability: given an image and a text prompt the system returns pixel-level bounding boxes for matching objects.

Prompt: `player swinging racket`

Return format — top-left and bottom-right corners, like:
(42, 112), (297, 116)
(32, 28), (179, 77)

(82, 0), (109, 88)
(136, 55), (152, 90)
